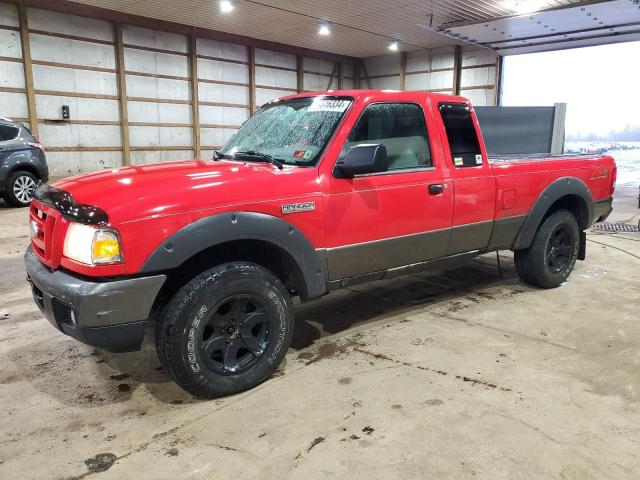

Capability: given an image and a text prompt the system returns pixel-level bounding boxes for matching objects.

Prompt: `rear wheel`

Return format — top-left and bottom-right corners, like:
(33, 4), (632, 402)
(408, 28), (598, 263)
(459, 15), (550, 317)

(156, 262), (293, 398)
(4, 170), (38, 207)
(514, 209), (580, 288)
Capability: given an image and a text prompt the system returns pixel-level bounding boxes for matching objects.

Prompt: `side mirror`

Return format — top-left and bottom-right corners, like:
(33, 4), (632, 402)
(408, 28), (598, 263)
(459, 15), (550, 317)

(334, 144), (388, 178)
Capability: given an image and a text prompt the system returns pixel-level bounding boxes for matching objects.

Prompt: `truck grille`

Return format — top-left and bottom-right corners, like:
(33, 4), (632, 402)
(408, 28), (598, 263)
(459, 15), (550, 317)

(30, 201), (63, 268)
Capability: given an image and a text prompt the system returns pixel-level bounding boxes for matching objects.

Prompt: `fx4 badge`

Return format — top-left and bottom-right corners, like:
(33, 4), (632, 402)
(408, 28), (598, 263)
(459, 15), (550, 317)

(282, 201), (315, 214)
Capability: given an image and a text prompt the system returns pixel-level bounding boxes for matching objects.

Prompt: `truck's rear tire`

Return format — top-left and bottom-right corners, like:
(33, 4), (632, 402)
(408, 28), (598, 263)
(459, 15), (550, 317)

(156, 262), (293, 398)
(514, 209), (580, 288)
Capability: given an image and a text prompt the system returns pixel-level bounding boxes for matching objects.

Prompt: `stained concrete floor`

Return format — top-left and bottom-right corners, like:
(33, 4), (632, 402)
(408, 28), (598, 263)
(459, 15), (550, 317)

(1, 187), (639, 479)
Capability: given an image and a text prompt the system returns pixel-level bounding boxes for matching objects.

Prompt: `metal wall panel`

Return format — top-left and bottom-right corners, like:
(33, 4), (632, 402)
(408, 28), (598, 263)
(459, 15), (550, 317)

(130, 150), (194, 165)
(0, 92), (28, 118)
(0, 61), (25, 88)
(33, 65), (118, 96)
(35, 95), (120, 121)
(46, 151), (122, 176)
(30, 34), (116, 69)
(0, 1), (18, 27)
(27, 7), (114, 41)
(128, 101), (192, 124)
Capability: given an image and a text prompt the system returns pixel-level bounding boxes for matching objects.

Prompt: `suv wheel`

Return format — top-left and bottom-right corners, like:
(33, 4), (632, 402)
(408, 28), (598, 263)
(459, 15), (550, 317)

(4, 170), (38, 207)
(156, 262), (293, 398)
(514, 209), (580, 288)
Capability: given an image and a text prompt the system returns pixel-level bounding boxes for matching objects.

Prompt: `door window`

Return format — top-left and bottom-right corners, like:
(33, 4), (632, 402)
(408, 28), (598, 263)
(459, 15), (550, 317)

(345, 103), (432, 170)
(438, 103), (483, 167)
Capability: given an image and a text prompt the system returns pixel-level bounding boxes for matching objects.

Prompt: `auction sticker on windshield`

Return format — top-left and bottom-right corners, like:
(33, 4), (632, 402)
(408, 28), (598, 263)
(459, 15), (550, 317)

(308, 99), (351, 112)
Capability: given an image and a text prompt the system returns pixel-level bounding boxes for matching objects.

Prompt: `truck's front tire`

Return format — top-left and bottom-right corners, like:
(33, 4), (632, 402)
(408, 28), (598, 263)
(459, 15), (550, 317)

(514, 209), (580, 288)
(156, 262), (293, 398)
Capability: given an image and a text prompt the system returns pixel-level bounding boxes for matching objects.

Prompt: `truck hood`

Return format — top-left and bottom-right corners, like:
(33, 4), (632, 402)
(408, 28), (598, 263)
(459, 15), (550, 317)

(54, 160), (318, 224)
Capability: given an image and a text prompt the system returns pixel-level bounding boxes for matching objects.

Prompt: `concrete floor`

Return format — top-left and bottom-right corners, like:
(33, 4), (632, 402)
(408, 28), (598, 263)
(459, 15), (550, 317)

(1, 187), (639, 479)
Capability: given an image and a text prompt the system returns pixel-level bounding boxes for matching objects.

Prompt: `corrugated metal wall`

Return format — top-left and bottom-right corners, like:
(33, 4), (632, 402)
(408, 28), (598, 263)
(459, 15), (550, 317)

(362, 46), (499, 105)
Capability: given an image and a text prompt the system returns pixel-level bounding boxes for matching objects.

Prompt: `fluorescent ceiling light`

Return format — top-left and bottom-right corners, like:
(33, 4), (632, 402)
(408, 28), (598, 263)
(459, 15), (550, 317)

(388, 41), (399, 51)
(319, 23), (331, 35)
(503, 0), (547, 14)
(219, 1), (234, 13)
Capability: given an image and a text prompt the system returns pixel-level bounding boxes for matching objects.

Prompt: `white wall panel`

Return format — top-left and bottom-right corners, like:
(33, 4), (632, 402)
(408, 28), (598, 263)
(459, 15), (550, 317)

(124, 48), (188, 77)
(304, 72), (331, 92)
(128, 101), (192, 124)
(199, 82), (249, 105)
(122, 25), (187, 53)
(129, 126), (193, 147)
(33, 65), (118, 96)
(462, 88), (496, 107)
(0, 2), (18, 27)
(364, 54), (400, 77)
(462, 48), (497, 67)
(198, 58), (248, 83)
(27, 8), (113, 42)
(0, 28), (22, 58)
(342, 77), (355, 89)
(369, 76), (400, 90)
(197, 38), (247, 62)
(0, 91), (27, 118)
(255, 48), (295, 69)
(406, 50), (430, 72)
(0, 61), (25, 88)
(304, 57), (334, 75)
(255, 66), (296, 89)
(201, 127), (237, 147)
(430, 70), (453, 90)
(39, 124), (121, 147)
(405, 72), (429, 90)
(461, 66), (496, 87)
(131, 150), (194, 165)
(35, 95), (120, 121)
(200, 105), (247, 126)
(46, 151), (122, 176)
(126, 75), (190, 100)
(255, 88), (292, 106)
(343, 63), (354, 79)
(431, 48), (455, 69)
(30, 34), (116, 69)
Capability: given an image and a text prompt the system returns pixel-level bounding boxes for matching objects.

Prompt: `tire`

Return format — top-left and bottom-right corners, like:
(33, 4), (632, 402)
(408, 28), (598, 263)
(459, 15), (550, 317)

(514, 209), (580, 288)
(4, 170), (38, 207)
(156, 262), (293, 398)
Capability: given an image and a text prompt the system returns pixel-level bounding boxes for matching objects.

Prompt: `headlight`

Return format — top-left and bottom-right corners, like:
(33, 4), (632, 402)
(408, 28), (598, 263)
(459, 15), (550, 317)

(63, 223), (123, 265)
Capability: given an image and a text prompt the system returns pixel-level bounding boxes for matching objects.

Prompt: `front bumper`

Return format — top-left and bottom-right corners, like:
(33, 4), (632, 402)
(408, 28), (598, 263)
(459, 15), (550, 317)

(25, 246), (166, 352)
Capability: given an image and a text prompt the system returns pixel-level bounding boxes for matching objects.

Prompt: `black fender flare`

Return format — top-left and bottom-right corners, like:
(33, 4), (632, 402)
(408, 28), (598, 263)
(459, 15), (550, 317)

(140, 211), (327, 300)
(512, 176), (593, 251)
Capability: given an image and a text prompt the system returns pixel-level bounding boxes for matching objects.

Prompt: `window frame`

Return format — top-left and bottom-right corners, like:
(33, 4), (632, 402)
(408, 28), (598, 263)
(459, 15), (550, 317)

(437, 102), (484, 169)
(339, 101), (435, 177)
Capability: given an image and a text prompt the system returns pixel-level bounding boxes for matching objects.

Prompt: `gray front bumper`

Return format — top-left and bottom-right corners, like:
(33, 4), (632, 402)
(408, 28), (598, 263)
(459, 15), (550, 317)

(25, 246), (166, 352)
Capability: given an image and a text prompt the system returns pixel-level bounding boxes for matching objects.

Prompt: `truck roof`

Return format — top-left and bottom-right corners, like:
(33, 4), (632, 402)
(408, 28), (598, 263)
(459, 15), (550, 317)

(278, 89), (471, 105)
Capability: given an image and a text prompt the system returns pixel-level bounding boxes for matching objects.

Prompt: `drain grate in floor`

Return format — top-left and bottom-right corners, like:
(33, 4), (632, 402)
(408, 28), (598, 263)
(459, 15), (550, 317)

(592, 222), (640, 233)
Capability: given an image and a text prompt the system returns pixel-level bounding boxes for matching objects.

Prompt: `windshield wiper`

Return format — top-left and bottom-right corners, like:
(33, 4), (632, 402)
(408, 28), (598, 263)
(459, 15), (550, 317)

(218, 150), (284, 169)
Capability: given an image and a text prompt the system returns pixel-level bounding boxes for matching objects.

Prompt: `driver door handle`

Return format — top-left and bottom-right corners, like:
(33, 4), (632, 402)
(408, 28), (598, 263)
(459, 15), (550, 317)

(428, 184), (444, 195)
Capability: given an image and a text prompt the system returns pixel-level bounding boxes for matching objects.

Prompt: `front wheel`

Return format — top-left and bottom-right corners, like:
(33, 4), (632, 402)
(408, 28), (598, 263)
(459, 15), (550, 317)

(156, 262), (293, 398)
(514, 209), (580, 288)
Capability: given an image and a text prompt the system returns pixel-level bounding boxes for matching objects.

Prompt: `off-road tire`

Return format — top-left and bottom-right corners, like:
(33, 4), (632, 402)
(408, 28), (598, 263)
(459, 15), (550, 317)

(4, 170), (38, 207)
(156, 262), (293, 398)
(514, 209), (580, 288)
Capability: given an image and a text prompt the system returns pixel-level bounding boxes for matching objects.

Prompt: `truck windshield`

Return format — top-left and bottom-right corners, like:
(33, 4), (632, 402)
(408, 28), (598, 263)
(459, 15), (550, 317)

(219, 96), (353, 167)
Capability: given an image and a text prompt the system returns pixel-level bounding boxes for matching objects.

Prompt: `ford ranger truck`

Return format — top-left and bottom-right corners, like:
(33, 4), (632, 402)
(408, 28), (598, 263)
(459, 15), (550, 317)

(25, 91), (616, 398)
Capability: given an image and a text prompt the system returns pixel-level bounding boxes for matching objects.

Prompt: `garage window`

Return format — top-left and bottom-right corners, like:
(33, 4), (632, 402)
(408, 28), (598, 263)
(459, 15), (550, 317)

(346, 103), (432, 170)
(438, 103), (483, 168)
(0, 125), (20, 142)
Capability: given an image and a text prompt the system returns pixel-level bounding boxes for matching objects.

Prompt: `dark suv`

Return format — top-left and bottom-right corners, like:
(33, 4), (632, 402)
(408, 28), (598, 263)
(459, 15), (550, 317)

(0, 118), (48, 207)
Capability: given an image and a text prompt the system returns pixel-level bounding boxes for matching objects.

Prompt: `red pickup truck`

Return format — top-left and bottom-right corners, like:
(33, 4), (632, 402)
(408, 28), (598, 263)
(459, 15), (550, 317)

(25, 90), (615, 397)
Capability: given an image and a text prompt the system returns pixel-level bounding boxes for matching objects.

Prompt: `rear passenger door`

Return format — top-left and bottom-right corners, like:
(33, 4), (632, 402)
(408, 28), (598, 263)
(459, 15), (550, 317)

(437, 102), (496, 255)
(323, 100), (454, 281)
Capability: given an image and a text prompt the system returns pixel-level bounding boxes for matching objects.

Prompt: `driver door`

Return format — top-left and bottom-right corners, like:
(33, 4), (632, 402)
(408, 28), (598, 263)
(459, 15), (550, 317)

(323, 99), (454, 281)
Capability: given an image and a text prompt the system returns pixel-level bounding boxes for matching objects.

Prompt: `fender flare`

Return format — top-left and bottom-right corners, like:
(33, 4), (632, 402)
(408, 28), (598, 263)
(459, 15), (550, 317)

(140, 211), (327, 300)
(512, 176), (593, 251)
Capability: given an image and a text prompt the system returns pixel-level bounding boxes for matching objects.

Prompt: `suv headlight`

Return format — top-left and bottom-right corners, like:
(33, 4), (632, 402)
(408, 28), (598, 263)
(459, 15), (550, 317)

(63, 223), (123, 265)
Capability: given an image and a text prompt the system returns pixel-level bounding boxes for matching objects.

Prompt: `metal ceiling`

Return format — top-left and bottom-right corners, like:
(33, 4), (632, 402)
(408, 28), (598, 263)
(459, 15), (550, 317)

(67, 0), (634, 57)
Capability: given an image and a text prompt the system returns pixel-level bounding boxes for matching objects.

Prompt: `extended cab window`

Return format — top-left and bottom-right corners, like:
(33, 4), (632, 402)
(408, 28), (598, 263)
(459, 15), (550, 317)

(438, 103), (483, 168)
(346, 103), (432, 170)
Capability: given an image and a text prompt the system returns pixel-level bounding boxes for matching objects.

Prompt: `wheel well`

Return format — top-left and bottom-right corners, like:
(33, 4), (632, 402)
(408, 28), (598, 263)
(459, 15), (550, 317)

(151, 239), (307, 316)
(542, 194), (589, 230)
(9, 164), (41, 180)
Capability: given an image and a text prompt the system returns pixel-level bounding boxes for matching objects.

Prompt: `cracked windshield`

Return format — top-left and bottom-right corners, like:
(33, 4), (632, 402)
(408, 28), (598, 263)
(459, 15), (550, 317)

(220, 96), (352, 166)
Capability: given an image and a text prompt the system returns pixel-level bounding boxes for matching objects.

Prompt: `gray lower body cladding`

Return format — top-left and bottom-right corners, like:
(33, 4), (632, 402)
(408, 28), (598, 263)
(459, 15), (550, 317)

(325, 216), (526, 282)
(25, 246), (166, 352)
